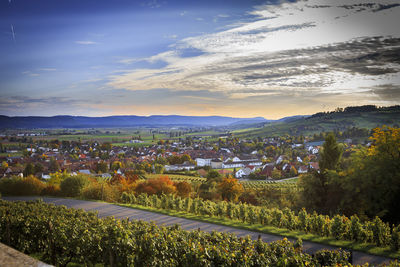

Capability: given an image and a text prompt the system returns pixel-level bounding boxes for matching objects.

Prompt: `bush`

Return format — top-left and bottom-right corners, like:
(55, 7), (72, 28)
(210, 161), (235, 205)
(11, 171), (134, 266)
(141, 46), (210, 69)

(313, 249), (351, 266)
(0, 176), (45, 196)
(41, 184), (61, 196)
(60, 175), (89, 197)
(82, 182), (119, 202)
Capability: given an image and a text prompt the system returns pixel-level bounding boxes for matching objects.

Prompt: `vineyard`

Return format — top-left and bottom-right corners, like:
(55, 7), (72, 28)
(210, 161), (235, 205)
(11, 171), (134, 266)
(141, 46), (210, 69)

(239, 180), (298, 190)
(145, 174), (206, 183)
(121, 193), (400, 252)
(0, 199), (352, 266)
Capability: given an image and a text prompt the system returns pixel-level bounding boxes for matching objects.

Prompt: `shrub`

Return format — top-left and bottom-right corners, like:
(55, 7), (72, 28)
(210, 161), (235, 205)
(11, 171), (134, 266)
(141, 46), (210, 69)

(41, 184), (61, 196)
(135, 176), (176, 196)
(60, 175), (89, 197)
(0, 176), (45, 196)
(313, 249), (351, 266)
(175, 181), (192, 198)
(81, 182), (119, 202)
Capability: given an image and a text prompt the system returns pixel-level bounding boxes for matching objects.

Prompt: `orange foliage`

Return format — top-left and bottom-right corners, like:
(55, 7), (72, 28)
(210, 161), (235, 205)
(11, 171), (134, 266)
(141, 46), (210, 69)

(175, 181), (192, 198)
(218, 177), (243, 202)
(135, 176), (176, 196)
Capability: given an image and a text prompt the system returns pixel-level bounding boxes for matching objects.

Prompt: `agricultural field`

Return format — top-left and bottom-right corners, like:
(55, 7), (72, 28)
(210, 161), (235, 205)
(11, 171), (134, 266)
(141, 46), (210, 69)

(240, 180), (298, 190)
(144, 173), (206, 183)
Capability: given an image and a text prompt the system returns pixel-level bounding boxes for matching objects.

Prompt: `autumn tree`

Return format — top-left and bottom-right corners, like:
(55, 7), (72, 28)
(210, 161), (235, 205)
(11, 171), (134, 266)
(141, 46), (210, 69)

(175, 181), (192, 198)
(341, 126), (400, 223)
(218, 177), (243, 202)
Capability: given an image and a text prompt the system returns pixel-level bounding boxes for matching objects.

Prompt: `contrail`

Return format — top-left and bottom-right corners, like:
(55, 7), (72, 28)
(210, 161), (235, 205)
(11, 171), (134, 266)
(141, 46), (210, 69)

(11, 24), (15, 42)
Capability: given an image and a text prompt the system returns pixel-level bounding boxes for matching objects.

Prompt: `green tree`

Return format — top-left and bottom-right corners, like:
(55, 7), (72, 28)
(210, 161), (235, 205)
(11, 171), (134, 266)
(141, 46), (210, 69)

(34, 163), (44, 174)
(60, 175), (89, 197)
(23, 163), (35, 177)
(319, 133), (343, 171)
(95, 161), (109, 174)
(49, 158), (60, 172)
(298, 133), (344, 214)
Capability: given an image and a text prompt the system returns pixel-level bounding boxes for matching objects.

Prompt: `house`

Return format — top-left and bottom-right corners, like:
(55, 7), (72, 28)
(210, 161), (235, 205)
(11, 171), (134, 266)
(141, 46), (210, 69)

(259, 164), (274, 178)
(235, 165), (258, 179)
(41, 173), (51, 179)
(195, 158), (212, 167)
(309, 162), (320, 171)
(297, 165), (308, 174)
(78, 169), (91, 175)
(211, 159), (223, 169)
(165, 162), (195, 171)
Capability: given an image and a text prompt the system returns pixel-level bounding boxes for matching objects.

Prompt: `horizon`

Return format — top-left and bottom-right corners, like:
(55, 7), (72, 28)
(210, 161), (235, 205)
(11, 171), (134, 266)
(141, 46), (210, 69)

(1, 0), (400, 119)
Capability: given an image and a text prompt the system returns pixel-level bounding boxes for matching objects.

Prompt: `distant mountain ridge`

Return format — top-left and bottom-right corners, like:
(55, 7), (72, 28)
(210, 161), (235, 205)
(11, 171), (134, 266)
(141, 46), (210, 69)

(0, 115), (268, 129)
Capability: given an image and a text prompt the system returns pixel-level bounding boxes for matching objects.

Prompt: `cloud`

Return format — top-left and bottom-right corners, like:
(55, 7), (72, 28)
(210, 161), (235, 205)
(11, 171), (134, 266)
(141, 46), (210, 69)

(142, 0), (164, 9)
(109, 0), (400, 113)
(75, 40), (97, 45)
(22, 71), (40, 77)
(38, 68), (57, 71)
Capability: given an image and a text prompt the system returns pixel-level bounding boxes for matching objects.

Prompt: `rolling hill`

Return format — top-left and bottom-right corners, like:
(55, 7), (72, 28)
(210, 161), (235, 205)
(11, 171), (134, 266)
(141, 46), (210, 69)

(233, 105), (400, 137)
(0, 115), (267, 129)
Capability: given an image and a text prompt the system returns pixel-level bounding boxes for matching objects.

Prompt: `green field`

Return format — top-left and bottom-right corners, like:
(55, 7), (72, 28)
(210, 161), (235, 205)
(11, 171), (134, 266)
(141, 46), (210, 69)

(233, 111), (400, 138)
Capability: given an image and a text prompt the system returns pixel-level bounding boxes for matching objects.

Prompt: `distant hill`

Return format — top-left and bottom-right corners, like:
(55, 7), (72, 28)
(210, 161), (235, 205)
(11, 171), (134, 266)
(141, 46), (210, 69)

(233, 105), (400, 137)
(0, 115), (267, 129)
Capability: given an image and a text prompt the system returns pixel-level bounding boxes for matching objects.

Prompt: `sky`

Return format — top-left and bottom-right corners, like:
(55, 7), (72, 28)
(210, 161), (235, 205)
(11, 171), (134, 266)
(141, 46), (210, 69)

(0, 0), (399, 119)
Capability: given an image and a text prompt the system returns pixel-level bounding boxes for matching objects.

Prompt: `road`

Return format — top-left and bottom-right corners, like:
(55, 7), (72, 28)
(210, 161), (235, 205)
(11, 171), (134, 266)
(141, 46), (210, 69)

(2, 196), (392, 266)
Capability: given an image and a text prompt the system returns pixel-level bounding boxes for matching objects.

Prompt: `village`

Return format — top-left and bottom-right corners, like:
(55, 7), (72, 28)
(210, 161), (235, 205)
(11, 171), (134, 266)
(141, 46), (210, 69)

(0, 131), (357, 181)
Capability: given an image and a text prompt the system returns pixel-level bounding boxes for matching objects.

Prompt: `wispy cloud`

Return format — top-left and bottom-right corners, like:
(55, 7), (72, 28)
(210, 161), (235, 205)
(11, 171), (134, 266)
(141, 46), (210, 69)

(22, 71), (40, 77)
(109, 0), (400, 107)
(75, 40), (97, 45)
(38, 68), (57, 72)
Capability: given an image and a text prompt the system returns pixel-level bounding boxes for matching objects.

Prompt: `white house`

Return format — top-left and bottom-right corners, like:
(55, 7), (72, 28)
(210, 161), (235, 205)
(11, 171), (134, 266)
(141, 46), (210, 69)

(195, 158), (212, 167)
(165, 162), (195, 171)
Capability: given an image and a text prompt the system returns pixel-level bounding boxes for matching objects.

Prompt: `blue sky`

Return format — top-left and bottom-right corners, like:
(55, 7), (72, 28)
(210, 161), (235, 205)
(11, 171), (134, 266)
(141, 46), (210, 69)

(1, 0), (399, 118)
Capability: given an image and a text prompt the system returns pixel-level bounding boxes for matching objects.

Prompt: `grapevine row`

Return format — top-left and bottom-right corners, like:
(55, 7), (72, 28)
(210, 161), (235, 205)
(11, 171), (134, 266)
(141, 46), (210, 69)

(0, 199), (351, 266)
(121, 192), (400, 250)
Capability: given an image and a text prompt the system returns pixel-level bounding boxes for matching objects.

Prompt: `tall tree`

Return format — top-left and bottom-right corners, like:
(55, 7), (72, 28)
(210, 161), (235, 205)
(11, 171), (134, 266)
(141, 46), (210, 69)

(319, 133), (343, 171)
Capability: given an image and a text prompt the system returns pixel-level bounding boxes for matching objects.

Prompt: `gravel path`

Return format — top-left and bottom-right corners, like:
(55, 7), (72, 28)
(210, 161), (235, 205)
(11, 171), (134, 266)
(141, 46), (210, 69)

(2, 196), (393, 266)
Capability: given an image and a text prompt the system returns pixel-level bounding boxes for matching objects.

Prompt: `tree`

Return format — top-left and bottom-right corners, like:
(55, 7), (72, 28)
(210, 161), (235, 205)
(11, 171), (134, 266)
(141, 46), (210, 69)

(95, 161), (109, 174)
(217, 177), (243, 202)
(23, 163), (35, 177)
(271, 168), (281, 180)
(60, 175), (89, 197)
(34, 163), (44, 174)
(111, 161), (122, 172)
(319, 133), (342, 171)
(206, 170), (222, 182)
(1, 161), (8, 170)
(341, 127), (400, 223)
(49, 158), (60, 172)
(175, 181), (192, 198)
(298, 133), (344, 214)
(154, 163), (164, 174)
